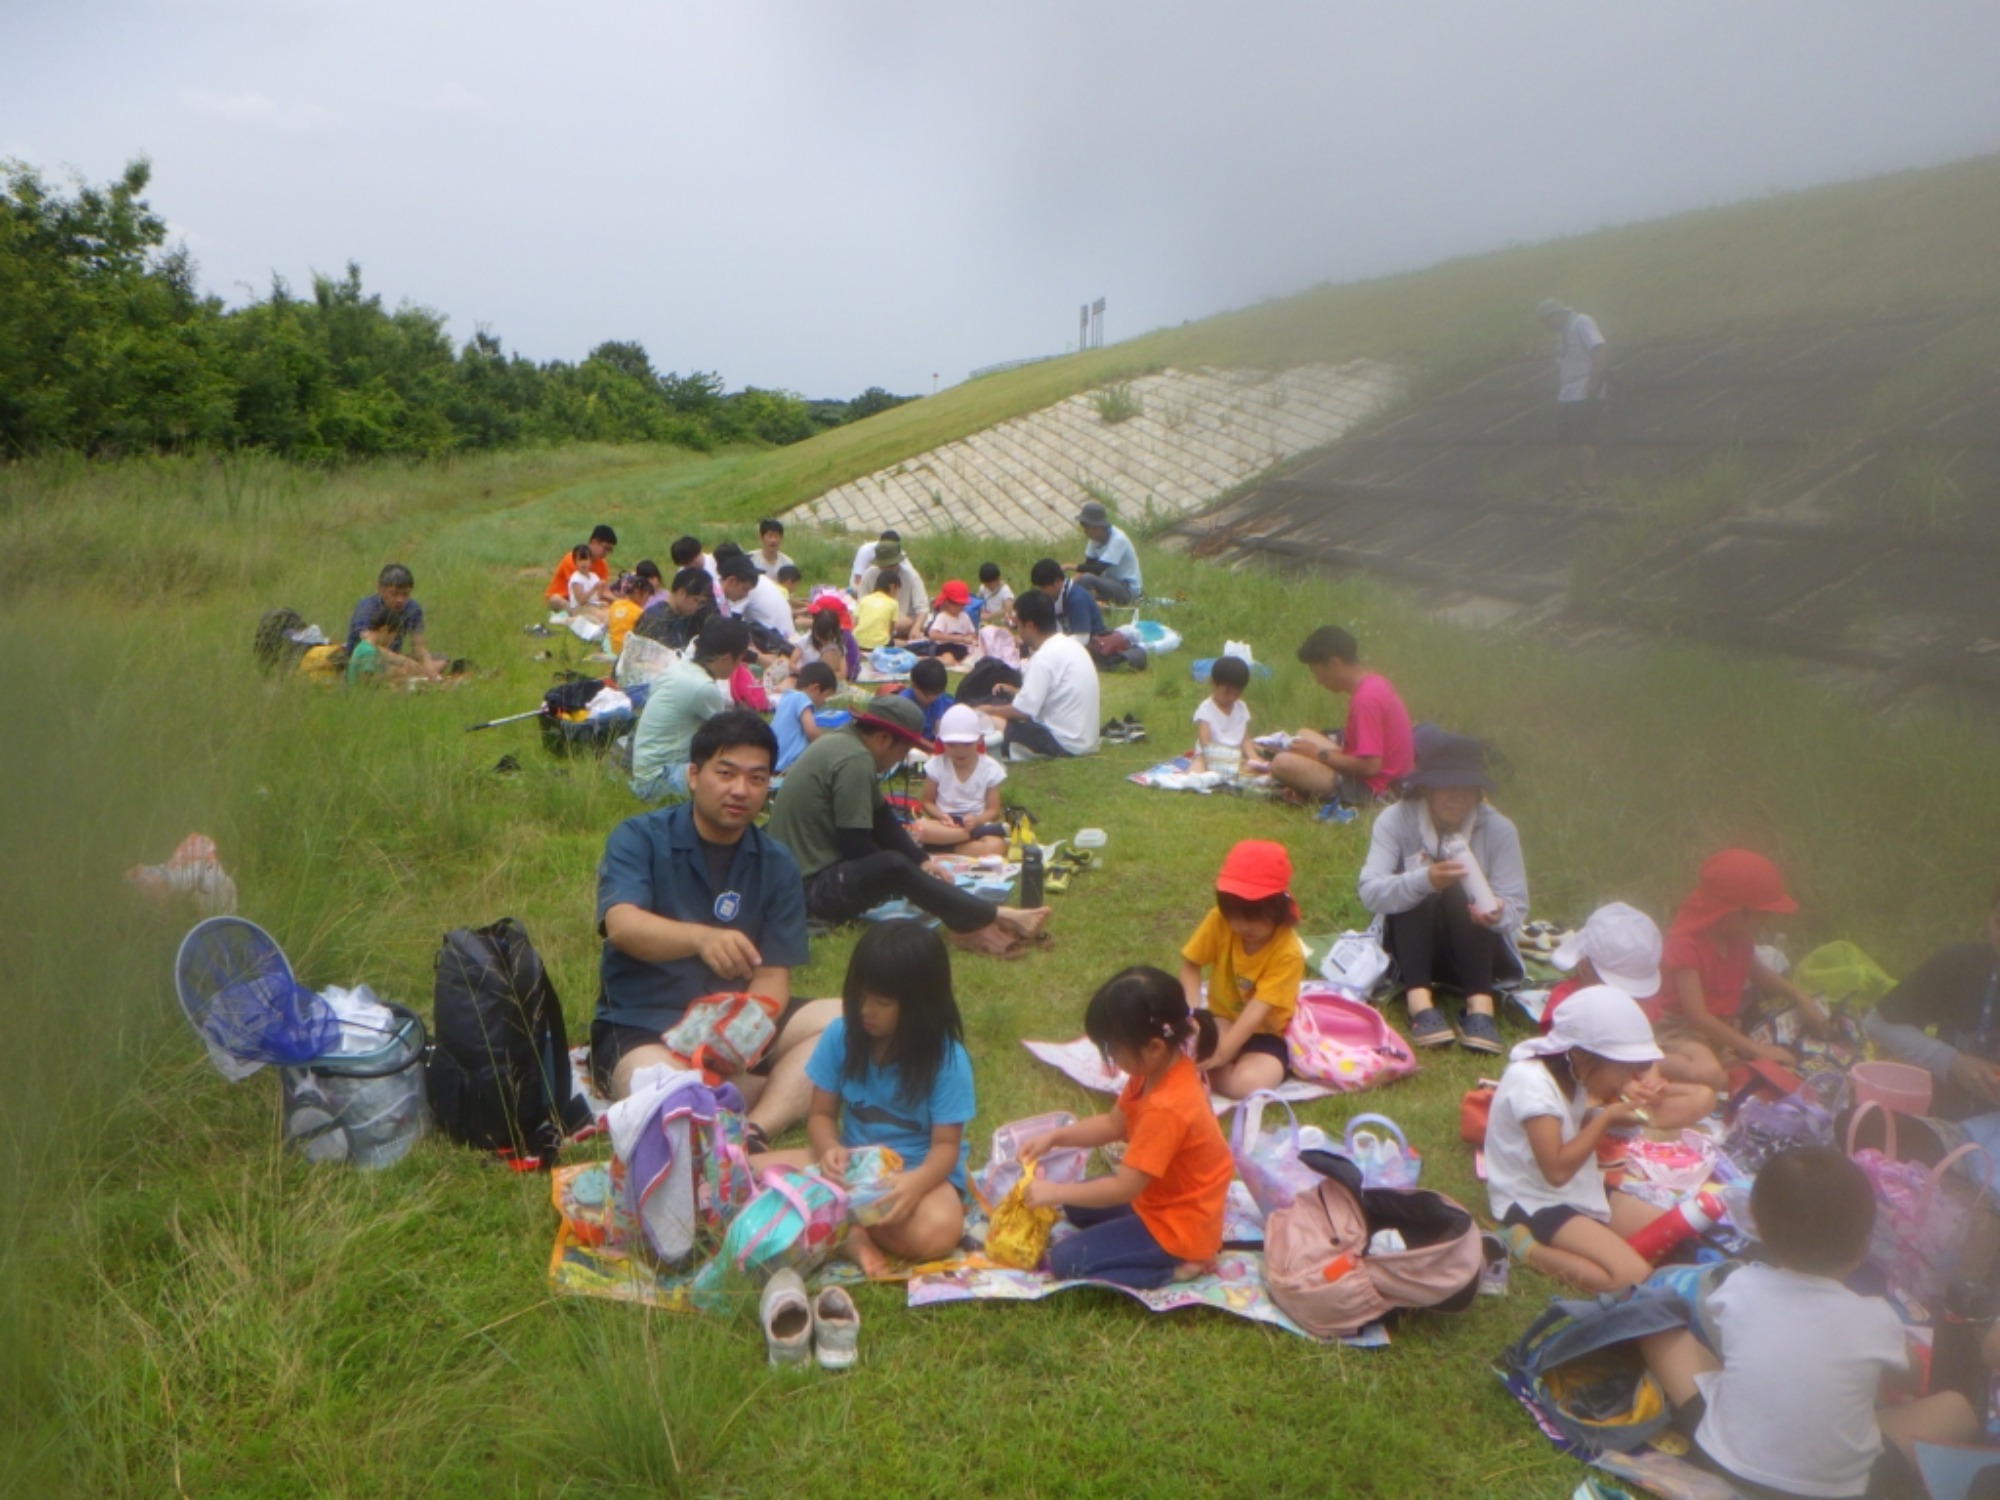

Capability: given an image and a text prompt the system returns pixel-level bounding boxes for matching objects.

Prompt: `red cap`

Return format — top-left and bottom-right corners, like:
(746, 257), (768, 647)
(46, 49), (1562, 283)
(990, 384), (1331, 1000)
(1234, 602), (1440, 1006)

(1669, 848), (1797, 937)
(935, 579), (970, 607)
(1216, 840), (1294, 906)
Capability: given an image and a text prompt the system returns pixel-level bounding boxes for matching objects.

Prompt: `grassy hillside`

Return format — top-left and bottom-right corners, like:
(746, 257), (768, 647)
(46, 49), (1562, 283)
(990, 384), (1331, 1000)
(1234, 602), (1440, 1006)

(7, 447), (2000, 1496)
(671, 151), (2000, 526)
(8, 154), (2000, 1497)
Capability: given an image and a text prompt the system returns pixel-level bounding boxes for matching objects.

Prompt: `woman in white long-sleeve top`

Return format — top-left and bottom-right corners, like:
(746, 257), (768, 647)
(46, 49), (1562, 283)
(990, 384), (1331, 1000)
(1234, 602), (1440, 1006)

(1357, 733), (1527, 1056)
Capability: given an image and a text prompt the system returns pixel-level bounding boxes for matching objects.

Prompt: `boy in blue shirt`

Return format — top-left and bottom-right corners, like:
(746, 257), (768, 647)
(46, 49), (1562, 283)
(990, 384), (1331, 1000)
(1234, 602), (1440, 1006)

(772, 661), (838, 772)
(900, 658), (955, 740)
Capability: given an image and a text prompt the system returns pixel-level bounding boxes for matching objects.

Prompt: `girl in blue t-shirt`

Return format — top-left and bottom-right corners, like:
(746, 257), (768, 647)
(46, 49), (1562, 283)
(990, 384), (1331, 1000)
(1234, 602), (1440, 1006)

(801, 919), (975, 1275)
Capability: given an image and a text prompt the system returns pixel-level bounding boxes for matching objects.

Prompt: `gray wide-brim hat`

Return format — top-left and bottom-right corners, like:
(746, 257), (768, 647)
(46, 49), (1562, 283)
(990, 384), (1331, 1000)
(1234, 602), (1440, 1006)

(1402, 732), (1497, 792)
(852, 694), (932, 748)
(1076, 500), (1111, 527)
(1536, 297), (1570, 321)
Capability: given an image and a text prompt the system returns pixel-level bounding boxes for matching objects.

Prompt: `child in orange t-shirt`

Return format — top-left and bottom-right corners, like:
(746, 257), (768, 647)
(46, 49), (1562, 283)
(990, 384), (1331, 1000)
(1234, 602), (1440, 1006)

(1022, 967), (1234, 1287)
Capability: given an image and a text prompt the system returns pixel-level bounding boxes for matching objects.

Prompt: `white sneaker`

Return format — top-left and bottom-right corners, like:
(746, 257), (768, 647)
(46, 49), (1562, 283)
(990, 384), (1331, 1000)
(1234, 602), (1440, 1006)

(760, 1269), (812, 1370)
(812, 1285), (861, 1371)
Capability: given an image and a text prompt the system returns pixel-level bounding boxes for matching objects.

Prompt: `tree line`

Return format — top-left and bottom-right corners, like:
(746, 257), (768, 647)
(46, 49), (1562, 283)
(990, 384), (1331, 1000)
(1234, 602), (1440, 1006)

(0, 158), (912, 462)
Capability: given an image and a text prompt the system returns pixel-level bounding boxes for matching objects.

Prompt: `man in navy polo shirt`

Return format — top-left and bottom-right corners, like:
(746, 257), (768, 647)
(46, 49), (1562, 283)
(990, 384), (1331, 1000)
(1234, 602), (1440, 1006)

(591, 710), (833, 1150)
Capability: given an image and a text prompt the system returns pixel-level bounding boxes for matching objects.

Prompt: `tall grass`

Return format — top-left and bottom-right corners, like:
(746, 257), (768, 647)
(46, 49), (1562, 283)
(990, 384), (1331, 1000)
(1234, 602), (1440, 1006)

(6, 450), (2000, 1494)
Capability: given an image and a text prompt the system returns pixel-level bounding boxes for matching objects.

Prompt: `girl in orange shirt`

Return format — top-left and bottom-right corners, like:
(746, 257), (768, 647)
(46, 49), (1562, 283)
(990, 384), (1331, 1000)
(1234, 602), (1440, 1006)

(1022, 968), (1235, 1287)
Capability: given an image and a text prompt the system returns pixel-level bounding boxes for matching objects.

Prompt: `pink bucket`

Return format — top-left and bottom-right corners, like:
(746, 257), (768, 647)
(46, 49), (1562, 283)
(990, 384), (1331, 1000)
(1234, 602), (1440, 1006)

(1849, 1060), (1933, 1117)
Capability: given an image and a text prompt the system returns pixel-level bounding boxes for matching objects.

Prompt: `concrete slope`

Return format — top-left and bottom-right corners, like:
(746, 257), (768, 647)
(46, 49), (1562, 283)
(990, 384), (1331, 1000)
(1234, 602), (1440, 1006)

(793, 362), (1399, 541)
(1175, 307), (2000, 698)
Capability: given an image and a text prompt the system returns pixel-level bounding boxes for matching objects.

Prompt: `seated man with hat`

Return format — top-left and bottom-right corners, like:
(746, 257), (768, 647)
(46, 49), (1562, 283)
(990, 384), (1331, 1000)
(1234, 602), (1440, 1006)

(764, 695), (1051, 957)
(857, 536), (928, 627)
(1356, 732), (1527, 1055)
(1071, 500), (1142, 606)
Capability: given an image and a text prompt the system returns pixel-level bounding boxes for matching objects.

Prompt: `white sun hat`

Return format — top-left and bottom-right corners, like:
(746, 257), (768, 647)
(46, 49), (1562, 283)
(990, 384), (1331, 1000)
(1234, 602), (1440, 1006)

(937, 704), (986, 744)
(1551, 901), (1663, 999)
(1511, 984), (1663, 1066)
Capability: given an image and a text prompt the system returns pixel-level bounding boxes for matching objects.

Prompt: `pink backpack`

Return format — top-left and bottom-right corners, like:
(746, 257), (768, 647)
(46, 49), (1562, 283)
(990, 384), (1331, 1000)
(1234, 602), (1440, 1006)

(1285, 987), (1418, 1091)
(1262, 1158), (1485, 1339)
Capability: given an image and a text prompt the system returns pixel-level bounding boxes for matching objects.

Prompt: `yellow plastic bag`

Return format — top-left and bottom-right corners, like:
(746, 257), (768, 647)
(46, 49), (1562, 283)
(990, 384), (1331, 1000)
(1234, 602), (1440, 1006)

(1795, 941), (1897, 1010)
(986, 1170), (1058, 1270)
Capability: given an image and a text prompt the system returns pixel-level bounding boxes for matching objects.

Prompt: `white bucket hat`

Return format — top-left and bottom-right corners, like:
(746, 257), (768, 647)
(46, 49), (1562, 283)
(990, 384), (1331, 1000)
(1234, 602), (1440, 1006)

(1551, 902), (1662, 999)
(1510, 984), (1663, 1066)
(937, 703), (986, 744)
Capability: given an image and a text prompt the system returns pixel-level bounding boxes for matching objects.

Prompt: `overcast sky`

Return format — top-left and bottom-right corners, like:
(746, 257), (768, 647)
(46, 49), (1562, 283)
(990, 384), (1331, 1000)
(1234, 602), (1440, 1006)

(6, 2), (1999, 397)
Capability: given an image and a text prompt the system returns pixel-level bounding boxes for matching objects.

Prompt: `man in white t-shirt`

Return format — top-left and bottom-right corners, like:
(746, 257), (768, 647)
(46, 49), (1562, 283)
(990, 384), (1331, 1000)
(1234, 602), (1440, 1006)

(1537, 298), (1608, 497)
(717, 557), (795, 646)
(987, 590), (1099, 760)
(1071, 500), (1143, 606)
(752, 518), (795, 576)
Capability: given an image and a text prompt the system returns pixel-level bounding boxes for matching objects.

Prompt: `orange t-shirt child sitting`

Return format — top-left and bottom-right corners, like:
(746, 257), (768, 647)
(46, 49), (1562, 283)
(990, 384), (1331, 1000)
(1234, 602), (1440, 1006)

(1116, 1054), (1234, 1263)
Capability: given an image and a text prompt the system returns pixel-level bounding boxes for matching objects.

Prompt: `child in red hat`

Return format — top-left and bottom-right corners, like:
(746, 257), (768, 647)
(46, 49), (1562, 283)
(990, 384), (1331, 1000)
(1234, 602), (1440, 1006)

(1177, 839), (1307, 1098)
(923, 579), (978, 661)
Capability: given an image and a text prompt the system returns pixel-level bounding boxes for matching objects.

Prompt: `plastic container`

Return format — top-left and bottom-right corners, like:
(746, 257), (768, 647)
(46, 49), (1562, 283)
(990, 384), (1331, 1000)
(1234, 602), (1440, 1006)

(1073, 828), (1108, 861)
(1849, 1060), (1933, 1117)
(280, 1002), (432, 1169)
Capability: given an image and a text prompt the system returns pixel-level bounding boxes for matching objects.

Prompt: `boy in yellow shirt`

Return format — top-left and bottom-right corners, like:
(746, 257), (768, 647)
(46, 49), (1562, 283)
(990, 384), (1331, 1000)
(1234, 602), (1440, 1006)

(854, 570), (904, 650)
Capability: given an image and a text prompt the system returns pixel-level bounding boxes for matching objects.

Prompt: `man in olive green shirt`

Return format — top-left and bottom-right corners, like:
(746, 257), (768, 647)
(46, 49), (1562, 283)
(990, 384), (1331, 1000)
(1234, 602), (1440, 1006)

(764, 697), (1048, 951)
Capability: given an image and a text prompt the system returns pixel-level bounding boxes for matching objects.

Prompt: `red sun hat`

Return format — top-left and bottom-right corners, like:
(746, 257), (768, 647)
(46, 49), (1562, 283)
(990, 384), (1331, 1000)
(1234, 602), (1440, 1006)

(934, 579), (970, 607)
(1669, 848), (1798, 937)
(1216, 839), (1298, 920)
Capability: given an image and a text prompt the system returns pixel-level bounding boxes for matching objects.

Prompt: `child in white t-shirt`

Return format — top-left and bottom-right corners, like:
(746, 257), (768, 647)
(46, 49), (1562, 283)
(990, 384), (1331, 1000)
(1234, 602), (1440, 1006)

(976, 562), (1015, 630)
(1641, 1146), (1978, 1499)
(1190, 654), (1251, 774)
(1486, 985), (1671, 1292)
(914, 704), (1006, 856)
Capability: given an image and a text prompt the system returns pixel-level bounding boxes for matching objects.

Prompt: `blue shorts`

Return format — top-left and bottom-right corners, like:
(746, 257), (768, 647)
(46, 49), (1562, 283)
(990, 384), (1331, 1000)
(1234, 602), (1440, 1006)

(1502, 1203), (1591, 1245)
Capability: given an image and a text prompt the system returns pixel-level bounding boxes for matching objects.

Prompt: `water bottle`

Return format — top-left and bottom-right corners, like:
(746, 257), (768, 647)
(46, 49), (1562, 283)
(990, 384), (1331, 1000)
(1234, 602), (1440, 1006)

(1019, 846), (1045, 907)
(1624, 1190), (1725, 1263)
(1441, 833), (1500, 917)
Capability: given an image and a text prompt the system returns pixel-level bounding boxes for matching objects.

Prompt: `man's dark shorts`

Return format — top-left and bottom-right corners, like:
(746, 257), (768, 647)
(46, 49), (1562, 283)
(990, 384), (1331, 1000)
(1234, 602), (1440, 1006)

(589, 994), (811, 1095)
(1557, 400), (1603, 445)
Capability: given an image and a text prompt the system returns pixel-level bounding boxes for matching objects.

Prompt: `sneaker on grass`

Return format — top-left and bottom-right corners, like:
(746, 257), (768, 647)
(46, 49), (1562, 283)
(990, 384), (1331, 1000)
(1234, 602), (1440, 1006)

(1458, 1012), (1505, 1054)
(1408, 1007), (1455, 1047)
(1315, 800), (1359, 825)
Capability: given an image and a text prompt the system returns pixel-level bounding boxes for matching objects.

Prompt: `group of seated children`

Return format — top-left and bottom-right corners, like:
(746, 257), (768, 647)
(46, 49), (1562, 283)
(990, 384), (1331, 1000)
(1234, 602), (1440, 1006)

(764, 917), (1234, 1291)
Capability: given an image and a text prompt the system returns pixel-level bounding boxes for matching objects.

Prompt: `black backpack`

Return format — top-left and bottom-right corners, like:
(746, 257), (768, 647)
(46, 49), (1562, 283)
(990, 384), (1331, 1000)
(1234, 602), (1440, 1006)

(425, 918), (591, 1165)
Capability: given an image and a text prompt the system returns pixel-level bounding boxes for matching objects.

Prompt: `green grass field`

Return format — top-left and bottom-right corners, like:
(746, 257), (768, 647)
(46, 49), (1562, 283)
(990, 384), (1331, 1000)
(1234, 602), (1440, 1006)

(7, 154), (2000, 1498)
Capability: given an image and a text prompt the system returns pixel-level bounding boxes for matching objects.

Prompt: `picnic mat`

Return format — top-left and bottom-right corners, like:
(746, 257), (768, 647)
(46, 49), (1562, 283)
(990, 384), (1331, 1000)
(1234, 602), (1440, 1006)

(1023, 1037), (1338, 1111)
(1126, 754), (1284, 797)
(549, 1156), (1283, 1310)
(907, 1250), (1389, 1348)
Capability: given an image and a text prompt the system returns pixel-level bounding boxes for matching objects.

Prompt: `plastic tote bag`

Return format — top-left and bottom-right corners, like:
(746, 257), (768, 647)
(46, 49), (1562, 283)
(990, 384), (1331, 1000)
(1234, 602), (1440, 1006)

(1847, 1101), (1990, 1308)
(1344, 1114), (1421, 1189)
(1229, 1091), (1332, 1221)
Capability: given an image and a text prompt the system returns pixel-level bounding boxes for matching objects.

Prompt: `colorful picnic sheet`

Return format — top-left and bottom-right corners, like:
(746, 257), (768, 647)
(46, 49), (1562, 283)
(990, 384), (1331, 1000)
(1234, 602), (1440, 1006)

(1022, 1037), (1337, 1111)
(907, 1249), (1388, 1347)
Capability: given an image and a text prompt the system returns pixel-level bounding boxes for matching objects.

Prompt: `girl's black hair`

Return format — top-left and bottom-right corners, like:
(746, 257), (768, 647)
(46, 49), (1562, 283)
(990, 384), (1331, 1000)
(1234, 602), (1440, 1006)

(841, 919), (965, 1107)
(1215, 888), (1298, 929)
(1083, 966), (1218, 1066)
(809, 609), (843, 646)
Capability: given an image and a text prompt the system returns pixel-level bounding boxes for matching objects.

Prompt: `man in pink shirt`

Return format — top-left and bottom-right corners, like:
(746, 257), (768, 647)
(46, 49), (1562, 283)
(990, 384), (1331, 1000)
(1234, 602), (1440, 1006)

(1269, 626), (1414, 825)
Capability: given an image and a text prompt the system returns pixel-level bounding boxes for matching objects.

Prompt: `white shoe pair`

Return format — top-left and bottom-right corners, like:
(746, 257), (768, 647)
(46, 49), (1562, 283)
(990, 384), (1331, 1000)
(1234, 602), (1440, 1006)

(759, 1270), (859, 1371)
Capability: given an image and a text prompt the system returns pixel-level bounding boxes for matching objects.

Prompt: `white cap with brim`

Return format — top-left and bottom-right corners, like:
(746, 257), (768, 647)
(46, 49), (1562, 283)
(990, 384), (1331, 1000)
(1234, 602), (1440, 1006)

(937, 703), (985, 744)
(1550, 901), (1662, 999)
(1509, 984), (1663, 1066)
